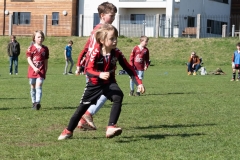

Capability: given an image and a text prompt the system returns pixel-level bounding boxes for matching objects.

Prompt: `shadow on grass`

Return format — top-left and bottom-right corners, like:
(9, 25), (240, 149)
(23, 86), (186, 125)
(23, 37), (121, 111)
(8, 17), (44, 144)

(147, 92), (196, 96)
(0, 98), (27, 100)
(116, 132), (205, 143)
(134, 123), (216, 129)
(140, 132), (205, 140)
(0, 108), (10, 110)
(49, 106), (78, 110)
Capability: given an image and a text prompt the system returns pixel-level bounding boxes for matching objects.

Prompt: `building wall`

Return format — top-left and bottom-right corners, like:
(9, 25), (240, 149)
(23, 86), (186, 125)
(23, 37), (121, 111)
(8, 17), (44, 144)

(0, 0), (77, 36)
(179, 0), (231, 16)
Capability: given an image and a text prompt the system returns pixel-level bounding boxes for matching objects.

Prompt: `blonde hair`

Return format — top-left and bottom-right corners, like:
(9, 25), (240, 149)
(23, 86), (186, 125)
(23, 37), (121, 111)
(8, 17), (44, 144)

(95, 24), (118, 45)
(140, 36), (149, 42)
(32, 30), (45, 42)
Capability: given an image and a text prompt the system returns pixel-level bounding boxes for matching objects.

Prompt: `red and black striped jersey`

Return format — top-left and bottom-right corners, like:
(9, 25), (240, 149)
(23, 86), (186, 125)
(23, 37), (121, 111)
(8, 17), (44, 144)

(85, 47), (142, 86)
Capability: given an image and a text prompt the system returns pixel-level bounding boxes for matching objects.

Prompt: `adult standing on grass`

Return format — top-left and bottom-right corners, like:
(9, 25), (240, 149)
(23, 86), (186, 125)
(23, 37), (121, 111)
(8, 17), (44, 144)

(63, 40), (74, 75)
(7, 35), (20, 75)
(231, 42), (240, 81)
(26, 30), (49, 110)
(58, 24), (145, 140)
(129, 36), (150, 96)
(187, 51), (201, 76)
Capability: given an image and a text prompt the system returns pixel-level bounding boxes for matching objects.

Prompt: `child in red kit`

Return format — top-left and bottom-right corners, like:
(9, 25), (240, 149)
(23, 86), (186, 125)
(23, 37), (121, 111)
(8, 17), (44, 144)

(129, 36), (150, 96)
(26, 30), (49, 110)
(58, 24), (145, 140)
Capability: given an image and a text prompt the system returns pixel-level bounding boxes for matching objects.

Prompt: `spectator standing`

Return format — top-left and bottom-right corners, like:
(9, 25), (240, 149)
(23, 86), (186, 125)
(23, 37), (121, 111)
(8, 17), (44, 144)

(7, 35), (20, 75)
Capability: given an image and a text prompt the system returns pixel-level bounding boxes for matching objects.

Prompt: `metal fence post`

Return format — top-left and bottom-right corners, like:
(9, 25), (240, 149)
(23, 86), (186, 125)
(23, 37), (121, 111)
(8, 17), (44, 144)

(79, 14), (83, 37)
(43, 15), (47, 36)
(116, 14), (120, 36)
(196, 14), (201, 39)
(222, 24), (227, 37)
(9, 14), (12, 36)
(155, 14), (160, 38)
(232, 25), (235, 37)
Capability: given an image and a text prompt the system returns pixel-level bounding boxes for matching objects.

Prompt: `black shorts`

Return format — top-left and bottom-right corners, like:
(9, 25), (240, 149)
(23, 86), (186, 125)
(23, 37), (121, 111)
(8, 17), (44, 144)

(80, 82), (123, 105)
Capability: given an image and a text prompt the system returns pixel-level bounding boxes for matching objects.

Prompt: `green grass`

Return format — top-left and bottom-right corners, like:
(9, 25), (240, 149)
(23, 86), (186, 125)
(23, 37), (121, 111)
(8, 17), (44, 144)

(1, 36), (240, 159)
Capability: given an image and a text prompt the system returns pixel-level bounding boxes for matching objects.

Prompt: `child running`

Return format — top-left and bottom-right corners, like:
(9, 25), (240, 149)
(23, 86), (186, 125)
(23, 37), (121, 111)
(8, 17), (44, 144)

(129, 36), (150, 96)
(26, 30), (49, 110)
(58, 24), (145, 140)
(75, 2), (117, 131)
(231, 42), (240, 81)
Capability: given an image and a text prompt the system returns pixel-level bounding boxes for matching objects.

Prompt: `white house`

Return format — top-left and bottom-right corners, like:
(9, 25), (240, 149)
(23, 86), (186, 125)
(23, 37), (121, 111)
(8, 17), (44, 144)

(78, 0), (231, 38)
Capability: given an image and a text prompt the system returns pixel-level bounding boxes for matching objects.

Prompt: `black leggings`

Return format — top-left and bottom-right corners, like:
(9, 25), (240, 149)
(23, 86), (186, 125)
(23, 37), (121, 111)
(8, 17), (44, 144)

(67, 83), (124, 132)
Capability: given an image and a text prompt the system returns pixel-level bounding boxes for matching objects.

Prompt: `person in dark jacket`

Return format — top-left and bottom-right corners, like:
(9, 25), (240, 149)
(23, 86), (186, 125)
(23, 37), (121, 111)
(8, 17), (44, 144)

(7, 35), (21, 75)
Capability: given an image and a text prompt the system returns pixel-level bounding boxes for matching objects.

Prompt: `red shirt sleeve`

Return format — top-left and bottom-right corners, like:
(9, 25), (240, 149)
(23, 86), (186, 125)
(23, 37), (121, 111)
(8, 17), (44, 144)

(145, 48), (150, 68)
(129, 46), (136, 67)
(76, 24), (103, 67)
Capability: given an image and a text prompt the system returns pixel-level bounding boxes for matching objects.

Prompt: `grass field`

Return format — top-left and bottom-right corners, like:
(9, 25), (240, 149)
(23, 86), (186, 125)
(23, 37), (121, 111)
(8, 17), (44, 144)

(1, 36), (240, 159)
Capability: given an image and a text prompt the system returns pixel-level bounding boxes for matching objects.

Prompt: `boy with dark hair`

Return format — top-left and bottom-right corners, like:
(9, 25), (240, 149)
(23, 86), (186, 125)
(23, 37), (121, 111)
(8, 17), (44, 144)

(7, 35), (21, 75)
(231, 42), (240, 81)
(63, 40), (74, 75)
(129, 36), (150, 96)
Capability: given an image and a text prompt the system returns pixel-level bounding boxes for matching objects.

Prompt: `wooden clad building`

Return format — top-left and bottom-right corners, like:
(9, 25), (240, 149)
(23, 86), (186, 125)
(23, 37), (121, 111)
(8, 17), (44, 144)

(0, 0), (78, 36)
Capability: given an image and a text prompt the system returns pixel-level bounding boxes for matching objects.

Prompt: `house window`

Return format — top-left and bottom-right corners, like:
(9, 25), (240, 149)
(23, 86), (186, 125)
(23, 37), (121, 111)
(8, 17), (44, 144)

(210, 0), (228, 4)
(187, 16), (195, 27)
(207, 19), (227, 35)
(130, 14), (145, 24)
(13, 12), (31, 25)
(52, 12), (59, 25)
(93, 13), (100, 29)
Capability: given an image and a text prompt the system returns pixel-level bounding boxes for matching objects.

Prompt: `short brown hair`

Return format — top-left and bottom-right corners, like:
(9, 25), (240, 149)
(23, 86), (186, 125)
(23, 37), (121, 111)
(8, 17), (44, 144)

(95, 24), (118, 44)
(140, 36), (149, 42)
(10, 35), (16, 39)
(68, 40), (73, 44)
(98, 2), (117, 17)
(236, 42), (240, 47)
(32, 30), (45, 42)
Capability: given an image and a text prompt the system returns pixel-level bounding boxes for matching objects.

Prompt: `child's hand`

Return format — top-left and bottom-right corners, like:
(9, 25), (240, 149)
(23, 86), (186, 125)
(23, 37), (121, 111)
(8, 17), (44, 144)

(192, 64), (195, 68)
(34, 67), (40, 74)
(99, 72), (110, 80)
(137, 84), (145, 94)
(144, 66), (147, 71)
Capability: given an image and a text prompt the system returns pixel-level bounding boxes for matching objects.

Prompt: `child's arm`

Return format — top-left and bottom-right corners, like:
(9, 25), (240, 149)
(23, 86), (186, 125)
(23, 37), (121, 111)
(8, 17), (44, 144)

(76, 37), (91, 69)
(64, 47), (67, 60)
(120, 55), (145, 93)
(129, 47), (136, 67)
(7, 43), (10, 56)
(117, 49), (142, 86)
(85, 51), (101, 78)
(232, 53), (235, 68)
(144, 48), (150, 70)
(44, 47), (49, 72)
(44, 59), (48, 73)
(27, 57), (40, 73)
